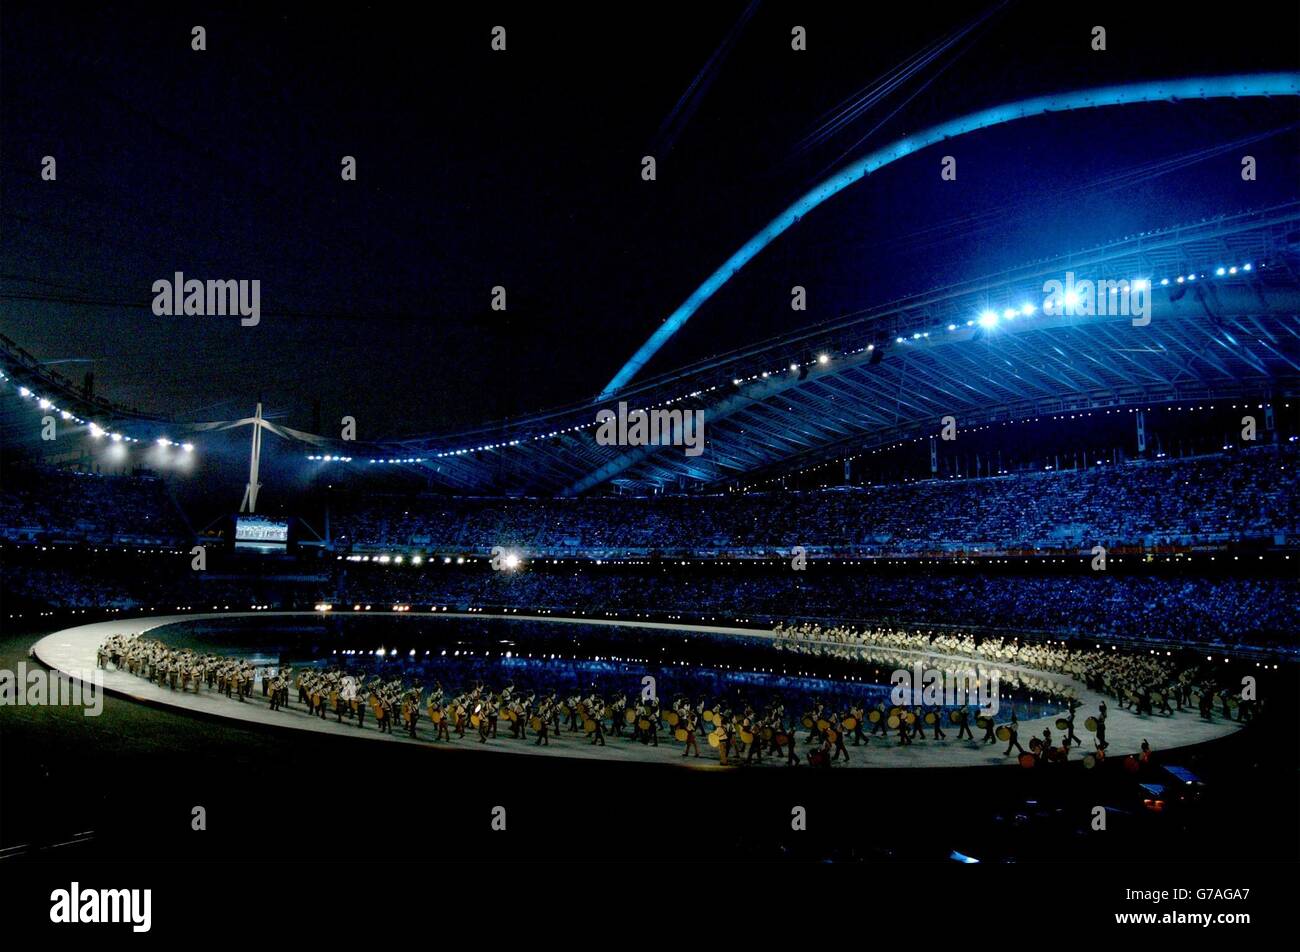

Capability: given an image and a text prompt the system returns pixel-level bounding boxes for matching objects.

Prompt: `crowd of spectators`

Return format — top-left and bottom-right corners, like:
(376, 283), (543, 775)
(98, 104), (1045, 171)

(331, 446), (1297, 557)
(0, 465), (189, 546)
(3, 446), (1296, 654)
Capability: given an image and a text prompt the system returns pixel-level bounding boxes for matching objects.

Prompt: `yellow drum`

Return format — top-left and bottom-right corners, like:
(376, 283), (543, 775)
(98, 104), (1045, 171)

(1085, 717), (1098, 732)
(529, 716), (543, 731)
(868, 710), (882, 723)
(887, 715), (900, 730)
(708, 731), (721, 748)
(624, 709), (637, 723)
(924, 712), (937, 725)
(996, 726), (1011, 741)
(841, 717), (857, 730)
(583, 719), (597, 734)
(674, 728), (688, 742)
(638, 718), (651, 731)
(739, 730), (754, 745)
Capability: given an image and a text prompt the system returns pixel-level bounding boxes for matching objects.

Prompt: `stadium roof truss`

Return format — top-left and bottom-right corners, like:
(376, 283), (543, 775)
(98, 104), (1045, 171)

(379, 204), (1300, 495)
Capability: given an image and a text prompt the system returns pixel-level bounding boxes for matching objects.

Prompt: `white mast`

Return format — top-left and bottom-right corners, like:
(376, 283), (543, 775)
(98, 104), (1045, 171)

(239, 402), (264, 514)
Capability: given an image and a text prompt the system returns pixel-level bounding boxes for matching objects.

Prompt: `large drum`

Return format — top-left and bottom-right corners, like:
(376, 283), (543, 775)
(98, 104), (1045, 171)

(995, 726), (1011, 741)
(1084, 717), (1098, 732)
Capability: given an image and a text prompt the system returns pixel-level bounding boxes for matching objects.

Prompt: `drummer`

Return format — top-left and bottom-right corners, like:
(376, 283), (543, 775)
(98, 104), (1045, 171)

(1002, 712), (1025, 757)
(955, 706), (973, 741)
(682, 711), (700, 758)
(1064, 700), (1081, 746)
(533, 701), (550, 746)
(930, 706), (946, 741)
(870, 700), (888, 737)
(831, 715), (851, 763)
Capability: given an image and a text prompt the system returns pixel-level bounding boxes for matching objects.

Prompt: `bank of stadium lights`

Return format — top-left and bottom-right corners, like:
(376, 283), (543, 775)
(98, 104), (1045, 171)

(3, 376), (196, 450)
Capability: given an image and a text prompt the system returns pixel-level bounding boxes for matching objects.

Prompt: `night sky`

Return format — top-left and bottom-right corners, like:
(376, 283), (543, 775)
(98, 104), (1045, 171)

(3, 1), (1298, 439)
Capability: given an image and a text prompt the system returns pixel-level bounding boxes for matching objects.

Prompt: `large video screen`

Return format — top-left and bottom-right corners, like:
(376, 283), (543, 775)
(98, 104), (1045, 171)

(234, 516), (289, 546)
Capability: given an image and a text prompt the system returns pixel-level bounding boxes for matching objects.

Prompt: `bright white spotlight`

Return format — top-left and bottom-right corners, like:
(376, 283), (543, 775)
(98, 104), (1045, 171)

(978, 310), (998, 328)
(1160, 278), (1169, 286)
(817, 353), (829, 365)
(1228, 266), (1238, 275)
(157, 437), (169, 446)
(1020, 303), (1035, 316)
(110, 432), (123, 442)
(181, 443), (194, 452)
(1132, 279), (1149, 291)
(38, 398), (51, 409)
(1002, 308), (1016, 320)
(503, 553), (521, 570)
(1243, 263), (1252, 271)
(18, 387), (30, 397)
(1215, 267), (1226, 276)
